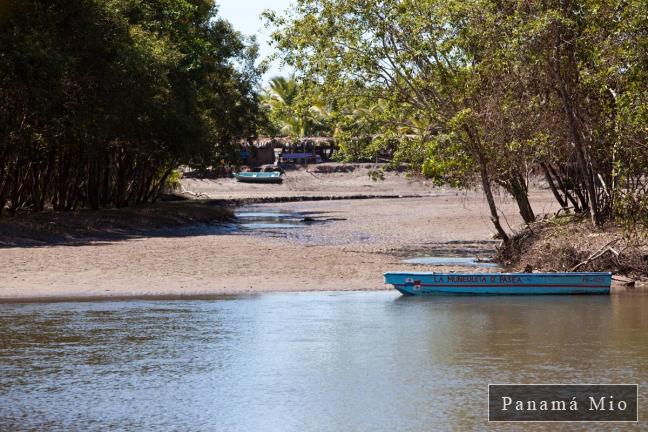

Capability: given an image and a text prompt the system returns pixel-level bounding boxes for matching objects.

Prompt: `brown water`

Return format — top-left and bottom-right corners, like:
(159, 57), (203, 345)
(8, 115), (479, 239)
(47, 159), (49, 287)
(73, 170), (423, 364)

(1, 292), (647, 431)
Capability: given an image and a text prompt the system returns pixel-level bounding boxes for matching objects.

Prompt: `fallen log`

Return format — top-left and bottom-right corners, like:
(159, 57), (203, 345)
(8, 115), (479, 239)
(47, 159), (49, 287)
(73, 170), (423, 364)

(570, 239), (620, 272)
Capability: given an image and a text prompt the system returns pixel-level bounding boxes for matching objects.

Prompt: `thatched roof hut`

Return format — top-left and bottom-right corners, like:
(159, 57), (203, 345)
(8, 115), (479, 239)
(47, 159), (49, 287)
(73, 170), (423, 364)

(245, 136), (335, 149)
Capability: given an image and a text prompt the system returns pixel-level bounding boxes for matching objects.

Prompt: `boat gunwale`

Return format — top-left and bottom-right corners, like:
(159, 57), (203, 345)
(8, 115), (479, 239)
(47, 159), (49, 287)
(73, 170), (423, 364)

(235, 172), (282, 177)
(390, 282), (611, 288)
(384, 271), (612, 277)
(385, 271), (612, 295)
(234, 172), (283, 183)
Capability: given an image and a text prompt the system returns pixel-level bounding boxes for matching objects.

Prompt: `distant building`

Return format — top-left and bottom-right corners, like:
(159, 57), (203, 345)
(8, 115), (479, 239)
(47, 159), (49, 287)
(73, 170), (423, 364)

(240, 136), (336, 167)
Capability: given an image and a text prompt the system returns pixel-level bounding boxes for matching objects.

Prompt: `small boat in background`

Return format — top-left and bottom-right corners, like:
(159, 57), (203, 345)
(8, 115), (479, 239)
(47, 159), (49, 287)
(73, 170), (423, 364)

(234, 172), (283, 184)
(384, 272), (612, 295)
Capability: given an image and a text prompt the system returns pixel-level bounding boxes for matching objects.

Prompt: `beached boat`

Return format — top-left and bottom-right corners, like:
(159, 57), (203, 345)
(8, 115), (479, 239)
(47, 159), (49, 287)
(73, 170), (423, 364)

(234, 172), (283, 183)
(384, 272), (612, 295)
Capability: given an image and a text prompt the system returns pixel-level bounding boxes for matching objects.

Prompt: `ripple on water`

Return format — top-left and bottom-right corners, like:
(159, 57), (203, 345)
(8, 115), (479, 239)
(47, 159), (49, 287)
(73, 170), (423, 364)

(1, 293), (648, 431)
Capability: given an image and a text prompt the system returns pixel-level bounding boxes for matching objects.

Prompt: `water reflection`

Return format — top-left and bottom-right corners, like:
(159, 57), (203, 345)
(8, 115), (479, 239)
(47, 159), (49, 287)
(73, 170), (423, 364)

(235, 208), (327, 234)
(1, 293), (647, 431)
(401, 256), (499, 268)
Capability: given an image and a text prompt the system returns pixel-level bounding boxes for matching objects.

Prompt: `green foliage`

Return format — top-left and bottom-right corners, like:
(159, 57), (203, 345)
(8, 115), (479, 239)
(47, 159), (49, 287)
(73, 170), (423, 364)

(548, 214), (577, 227)
(261, 75), (331, 138)
(0, 0), (263, 213)
(367, 168), (385, 182)
(164, 169), (184, 192)
(265, 0), (487, 176)
(267, 0), (648, 231)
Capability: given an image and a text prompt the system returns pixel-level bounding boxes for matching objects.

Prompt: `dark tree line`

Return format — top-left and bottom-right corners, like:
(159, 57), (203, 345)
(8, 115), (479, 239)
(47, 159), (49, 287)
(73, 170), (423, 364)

(0, 0), (262, 215)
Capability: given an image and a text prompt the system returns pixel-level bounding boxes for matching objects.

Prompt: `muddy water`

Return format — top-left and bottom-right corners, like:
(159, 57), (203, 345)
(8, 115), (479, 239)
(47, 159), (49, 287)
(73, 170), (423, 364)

(235, 209), (308, 230)
(234, 207), (354, 244)
(1, 292), (648, 431)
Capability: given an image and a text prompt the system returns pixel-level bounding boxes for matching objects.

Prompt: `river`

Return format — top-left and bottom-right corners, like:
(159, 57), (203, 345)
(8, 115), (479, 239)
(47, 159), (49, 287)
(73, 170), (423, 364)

(1, 292), (647, 431)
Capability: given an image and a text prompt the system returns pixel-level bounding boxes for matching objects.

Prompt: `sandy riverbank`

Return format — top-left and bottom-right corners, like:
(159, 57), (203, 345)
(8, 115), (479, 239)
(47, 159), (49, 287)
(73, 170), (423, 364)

(181, 165), (440, 200)
(0, 168), (568, 301)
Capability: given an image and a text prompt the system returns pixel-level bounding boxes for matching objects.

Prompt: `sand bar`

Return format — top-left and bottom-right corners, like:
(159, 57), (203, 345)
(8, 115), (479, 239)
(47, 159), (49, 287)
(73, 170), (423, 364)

(0, 169), (561, 302)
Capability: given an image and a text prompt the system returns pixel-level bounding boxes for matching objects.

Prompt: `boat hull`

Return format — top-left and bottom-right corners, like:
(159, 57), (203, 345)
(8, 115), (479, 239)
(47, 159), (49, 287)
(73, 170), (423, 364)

(234, 173), (283, 183)
(384, 272), (612, 295)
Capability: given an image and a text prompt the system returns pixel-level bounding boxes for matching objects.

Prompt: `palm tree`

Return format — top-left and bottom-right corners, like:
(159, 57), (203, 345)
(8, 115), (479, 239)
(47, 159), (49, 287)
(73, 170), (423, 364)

(265, 76), (299, 108)
(262, 75), (330, 138)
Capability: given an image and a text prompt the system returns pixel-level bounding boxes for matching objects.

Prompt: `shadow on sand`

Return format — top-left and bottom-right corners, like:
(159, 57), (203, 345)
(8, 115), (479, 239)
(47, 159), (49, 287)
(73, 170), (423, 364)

(0, 202), (344, 249)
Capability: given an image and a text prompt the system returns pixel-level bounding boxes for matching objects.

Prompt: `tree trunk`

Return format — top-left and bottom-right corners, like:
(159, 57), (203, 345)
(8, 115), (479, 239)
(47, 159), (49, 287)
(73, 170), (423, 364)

(552, 39), (601, 226)
(476, 151), (509, 242)
(542, 162), (567, 209)
(547, 163), (580, 211)
(508, 173), (535, 224)
(463, 126), (510, 242)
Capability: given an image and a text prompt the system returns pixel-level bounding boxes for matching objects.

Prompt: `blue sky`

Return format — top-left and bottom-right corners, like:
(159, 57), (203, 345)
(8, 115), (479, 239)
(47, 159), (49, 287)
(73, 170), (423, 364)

(216, 0), (294, 83)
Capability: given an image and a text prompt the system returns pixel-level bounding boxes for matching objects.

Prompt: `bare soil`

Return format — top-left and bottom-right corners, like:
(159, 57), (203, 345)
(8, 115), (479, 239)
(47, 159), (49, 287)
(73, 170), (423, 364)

(500, 214), (648, 280)
(0, 168), (562, 301)
(0, 201), (233, 247)
(180, 165), (441, 200)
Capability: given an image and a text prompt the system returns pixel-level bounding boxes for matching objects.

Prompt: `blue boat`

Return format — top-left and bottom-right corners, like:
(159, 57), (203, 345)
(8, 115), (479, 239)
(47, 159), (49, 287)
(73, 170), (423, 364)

(384, 272), (612, 295)
(234, 172), (283, 184)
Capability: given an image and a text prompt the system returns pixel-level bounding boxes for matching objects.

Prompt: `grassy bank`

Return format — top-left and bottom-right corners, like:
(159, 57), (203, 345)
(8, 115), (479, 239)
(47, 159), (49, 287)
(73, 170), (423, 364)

(0, 200), (234, 247)
(498, 215), (648, 280)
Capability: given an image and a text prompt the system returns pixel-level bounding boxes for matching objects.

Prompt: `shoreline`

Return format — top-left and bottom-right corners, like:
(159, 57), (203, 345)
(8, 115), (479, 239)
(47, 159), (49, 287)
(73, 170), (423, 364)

(0, 191), (511, 302)
(193, 192), (435, 206)
(0, 200), (234, 247)
(1, 284), (645, 304)
(0, 287), (396, 304)
(4, 169), (641, 304)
